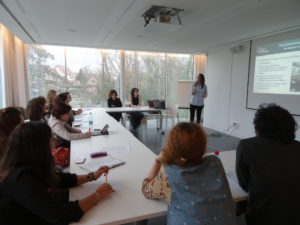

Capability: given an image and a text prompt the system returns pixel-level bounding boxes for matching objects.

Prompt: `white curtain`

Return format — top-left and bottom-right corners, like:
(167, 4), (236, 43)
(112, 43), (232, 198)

(194, 54), (207, 78)
(1, 24), (29, 107)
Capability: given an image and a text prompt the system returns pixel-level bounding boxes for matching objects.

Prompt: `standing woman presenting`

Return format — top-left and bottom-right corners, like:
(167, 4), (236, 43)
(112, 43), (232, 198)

(190, 74), (207, 124)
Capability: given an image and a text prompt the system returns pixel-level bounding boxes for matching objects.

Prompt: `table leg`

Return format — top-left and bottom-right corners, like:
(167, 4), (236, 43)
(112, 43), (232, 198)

(159, 111), (164, 135)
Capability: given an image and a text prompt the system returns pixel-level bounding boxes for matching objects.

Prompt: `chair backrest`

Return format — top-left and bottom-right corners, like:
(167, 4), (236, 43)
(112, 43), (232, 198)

(169, 104), (179, 116)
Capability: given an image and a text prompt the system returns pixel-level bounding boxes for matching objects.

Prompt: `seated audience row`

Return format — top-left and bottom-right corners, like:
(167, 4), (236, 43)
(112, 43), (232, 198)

(0, 88), (299, 225)
(0, 122), (114, 225)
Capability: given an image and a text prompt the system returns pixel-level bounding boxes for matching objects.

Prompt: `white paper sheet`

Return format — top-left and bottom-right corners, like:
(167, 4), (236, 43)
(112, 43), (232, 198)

(79, 156), (125, 171)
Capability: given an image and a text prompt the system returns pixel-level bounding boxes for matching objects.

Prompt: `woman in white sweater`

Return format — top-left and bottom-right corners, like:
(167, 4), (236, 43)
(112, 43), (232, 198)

(48, 103), (91, 148)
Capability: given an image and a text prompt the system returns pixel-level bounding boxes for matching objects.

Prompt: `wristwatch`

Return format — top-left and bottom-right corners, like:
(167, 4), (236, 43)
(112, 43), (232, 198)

(87, 172), (96, 181)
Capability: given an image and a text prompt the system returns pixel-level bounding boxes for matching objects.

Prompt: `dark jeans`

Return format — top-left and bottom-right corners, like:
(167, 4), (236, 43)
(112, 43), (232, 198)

(128, 112), (144, 129)
(190, 104), (204, 124)
(108, 112), (122, 122)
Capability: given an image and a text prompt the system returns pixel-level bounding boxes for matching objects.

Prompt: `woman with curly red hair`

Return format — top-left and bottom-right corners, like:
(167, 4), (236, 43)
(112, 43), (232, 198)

(142, 122), (237, 225)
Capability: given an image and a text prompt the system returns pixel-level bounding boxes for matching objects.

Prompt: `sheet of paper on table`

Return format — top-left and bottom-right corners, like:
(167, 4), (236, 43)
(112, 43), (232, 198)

(79, 156), (125, 171)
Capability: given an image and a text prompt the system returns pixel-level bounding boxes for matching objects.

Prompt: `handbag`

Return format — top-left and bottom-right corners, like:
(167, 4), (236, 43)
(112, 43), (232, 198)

(52, 147), (70, 168)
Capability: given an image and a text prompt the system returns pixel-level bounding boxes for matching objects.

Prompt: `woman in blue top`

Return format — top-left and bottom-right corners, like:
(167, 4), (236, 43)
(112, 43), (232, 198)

(190, 73), (207, 124)
(142, 122), (237, 225)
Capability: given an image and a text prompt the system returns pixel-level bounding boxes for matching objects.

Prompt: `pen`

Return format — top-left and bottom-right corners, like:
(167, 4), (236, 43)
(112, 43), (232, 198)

(105, 173), (108, 183)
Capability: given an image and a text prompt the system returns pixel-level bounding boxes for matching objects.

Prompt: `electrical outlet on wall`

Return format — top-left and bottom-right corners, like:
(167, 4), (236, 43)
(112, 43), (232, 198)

(232, 122), (240, 128)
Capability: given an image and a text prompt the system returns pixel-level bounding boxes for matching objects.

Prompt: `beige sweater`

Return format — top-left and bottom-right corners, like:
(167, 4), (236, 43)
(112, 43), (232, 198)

(48, 115), (91, 145)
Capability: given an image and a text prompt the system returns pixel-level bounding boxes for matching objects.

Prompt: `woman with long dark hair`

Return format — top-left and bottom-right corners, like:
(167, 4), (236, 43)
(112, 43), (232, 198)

(0, 122), (114, 225)
(129, 88), (144, 129)
(56, 92), (82, 126)
(26, 96), (47, 122)
(0, 107), (24, 158)
(190, 73), (207, 124)
(48, 103), (91, 148)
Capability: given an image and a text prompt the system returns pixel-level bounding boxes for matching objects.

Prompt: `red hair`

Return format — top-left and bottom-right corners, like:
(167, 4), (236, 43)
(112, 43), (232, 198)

(160, 122), (207, 167)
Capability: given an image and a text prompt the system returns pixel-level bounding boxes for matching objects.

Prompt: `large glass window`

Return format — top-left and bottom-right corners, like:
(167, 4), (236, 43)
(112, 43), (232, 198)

(124, 51), (137, 103)
(166, 54), (194, 105)
(28, 46), (120, 107)
(137, 52), (166, 105)
(28, 45), (65, 98)
(65, 47), (102, 108)
(66, 48), (120, 107)
(28, 45), (194, 108)
(99, 49), (120, 105)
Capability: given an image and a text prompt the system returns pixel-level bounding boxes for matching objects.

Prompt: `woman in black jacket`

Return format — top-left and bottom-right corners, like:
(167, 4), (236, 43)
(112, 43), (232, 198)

(0, 122), (114, 225)
(107, 89), (123, 122)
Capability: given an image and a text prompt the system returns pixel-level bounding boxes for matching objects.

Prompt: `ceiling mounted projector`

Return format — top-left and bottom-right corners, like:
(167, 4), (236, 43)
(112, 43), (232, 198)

(142, 5), (184, 29)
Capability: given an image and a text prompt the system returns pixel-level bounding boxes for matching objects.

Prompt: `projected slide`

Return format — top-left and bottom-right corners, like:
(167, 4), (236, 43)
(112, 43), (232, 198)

(253, 38), (300, 95)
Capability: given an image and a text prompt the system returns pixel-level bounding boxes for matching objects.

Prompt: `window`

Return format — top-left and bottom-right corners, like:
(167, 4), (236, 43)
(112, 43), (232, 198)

(0, 29), (5, 108)
(124, 51), (137, 103)
(28, 45), (120, 107)
(137, 52), (166, 105)
(28, 45), (65, 98)
(65, 47), (120, 107)
(65, 47), (102, 108)
(28, 45), (194, 108)
(99, 49), (120, 105)
(166, 54), (194, 105)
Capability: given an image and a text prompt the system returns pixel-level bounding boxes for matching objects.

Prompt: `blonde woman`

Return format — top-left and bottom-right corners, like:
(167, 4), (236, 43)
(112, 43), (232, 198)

(46, 90), (57, 115)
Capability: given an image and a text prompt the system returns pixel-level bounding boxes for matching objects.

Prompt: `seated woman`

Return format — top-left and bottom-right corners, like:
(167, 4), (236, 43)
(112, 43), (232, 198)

(48, 103), (92, 148)
(0, 107), (24, 158)
(46, 90), (57, 116)
(128, 88), (144, 129)
(26, 96), (47, 122)
(236, 104), (300, 225)
(56, 92), (82, 126)
(107, 89), (123, 122)
(0, 122), (114, 225)
(142, 122), (237, 225)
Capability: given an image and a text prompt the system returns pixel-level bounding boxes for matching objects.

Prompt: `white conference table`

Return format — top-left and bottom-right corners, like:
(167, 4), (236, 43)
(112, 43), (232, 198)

(104, 106), (165, 134)
(69, 108), (247, 225)
(219, 151), (248, 202)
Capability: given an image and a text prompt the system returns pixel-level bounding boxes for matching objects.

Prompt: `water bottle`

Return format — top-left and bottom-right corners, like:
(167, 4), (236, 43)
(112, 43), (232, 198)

(88, 112), (94, 132)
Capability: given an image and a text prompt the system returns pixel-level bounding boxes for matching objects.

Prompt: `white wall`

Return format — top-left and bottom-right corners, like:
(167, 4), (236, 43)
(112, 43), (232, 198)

(203, 41), (300, 141)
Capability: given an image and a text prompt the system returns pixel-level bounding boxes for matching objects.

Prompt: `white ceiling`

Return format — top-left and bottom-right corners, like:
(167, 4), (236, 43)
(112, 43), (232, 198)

(1, 0), (300, 53)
